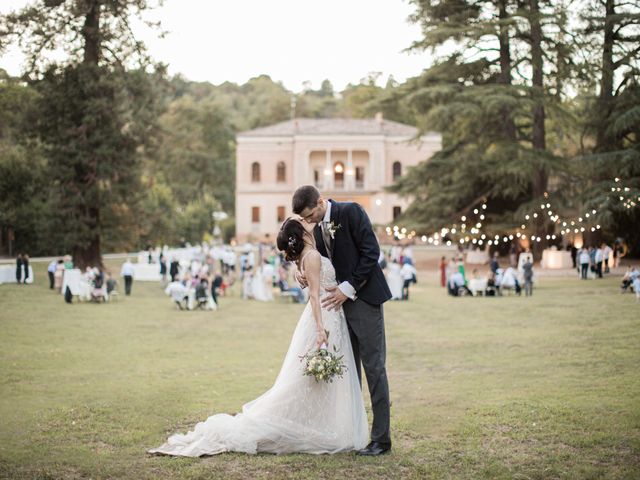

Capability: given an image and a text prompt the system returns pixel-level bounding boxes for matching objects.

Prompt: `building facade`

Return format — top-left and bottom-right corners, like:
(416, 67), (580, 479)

(235, 115), (441, 242)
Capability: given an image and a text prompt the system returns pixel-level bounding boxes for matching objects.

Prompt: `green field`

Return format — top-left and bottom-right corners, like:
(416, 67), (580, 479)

(1, 262), (639, 479)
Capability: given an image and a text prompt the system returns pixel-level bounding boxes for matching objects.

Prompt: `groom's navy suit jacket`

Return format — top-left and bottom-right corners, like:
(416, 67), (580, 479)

(314, 200), (392, 306)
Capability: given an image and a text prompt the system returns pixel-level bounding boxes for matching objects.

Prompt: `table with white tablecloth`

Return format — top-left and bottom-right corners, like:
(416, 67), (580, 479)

(0, 265), (34, 284)
(131, 263), (162, 281)
(466, 249), (490, 265)
(60, 269), (91, 300)
(541, 249), (573, 269)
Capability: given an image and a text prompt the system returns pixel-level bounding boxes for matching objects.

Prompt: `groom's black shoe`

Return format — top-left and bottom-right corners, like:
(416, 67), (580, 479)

(357, 441), (391, 456)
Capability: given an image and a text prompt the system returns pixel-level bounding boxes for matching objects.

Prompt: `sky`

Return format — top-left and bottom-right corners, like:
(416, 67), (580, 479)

(0, 0), (433, 92)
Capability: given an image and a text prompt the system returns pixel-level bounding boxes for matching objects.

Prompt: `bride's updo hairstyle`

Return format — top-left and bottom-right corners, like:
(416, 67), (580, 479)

(277, 218), (306, 262)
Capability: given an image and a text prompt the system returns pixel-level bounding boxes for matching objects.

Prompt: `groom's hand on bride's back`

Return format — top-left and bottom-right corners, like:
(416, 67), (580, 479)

(295, 270), (308, 288)
(321, 286), (348, 311)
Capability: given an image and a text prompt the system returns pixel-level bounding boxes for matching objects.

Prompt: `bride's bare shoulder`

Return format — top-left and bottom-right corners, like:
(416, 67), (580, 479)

(301, 250), (322, 271)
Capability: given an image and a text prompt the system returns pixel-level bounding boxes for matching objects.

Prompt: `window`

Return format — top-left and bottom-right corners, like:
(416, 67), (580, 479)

(251, 162), (260, 182)
(252, 206), (260, 223)
(393, 206), (402, 220)
(355, 166), (365, 189)
(276, 162), (286, 183)
(277, 206), (285, 222)
(334, 161), (344, 188)
(392, 161), (402, 181)
(314, 169), (321, 187)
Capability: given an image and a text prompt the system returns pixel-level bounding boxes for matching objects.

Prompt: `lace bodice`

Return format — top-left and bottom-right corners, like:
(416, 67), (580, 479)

(300, 252), (337, 291)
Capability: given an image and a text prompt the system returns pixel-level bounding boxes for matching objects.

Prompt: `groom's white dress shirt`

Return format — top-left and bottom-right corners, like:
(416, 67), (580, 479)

(322, 201), (357, 301)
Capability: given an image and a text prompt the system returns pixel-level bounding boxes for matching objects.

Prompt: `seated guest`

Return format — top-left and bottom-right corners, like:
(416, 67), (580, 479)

(485, 271), (498, 296)
(621, 267), (639, 292)
(400, 260), (417, 301)
(277, 276), (305, 303)
(165, 280), (188, 310)
(448, 271), (472, 296)
(500, 266), (521, 295)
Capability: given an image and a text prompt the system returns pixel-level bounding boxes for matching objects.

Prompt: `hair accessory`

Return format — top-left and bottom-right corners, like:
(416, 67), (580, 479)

(287, 236), (296, 248)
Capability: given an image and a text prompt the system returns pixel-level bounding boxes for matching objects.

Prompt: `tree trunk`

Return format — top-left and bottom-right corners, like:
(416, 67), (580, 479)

(82, 1), (101, 65)
(596, 0), (615, 150)
(74, 1), (103, 268)
(498, 0), (517, 141)
(529, 0), (548, 259)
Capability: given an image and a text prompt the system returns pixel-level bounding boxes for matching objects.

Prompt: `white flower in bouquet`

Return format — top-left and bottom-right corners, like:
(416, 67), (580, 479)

(300, 330), (347, 383)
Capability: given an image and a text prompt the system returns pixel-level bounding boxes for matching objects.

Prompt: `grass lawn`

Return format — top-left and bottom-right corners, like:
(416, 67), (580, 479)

(1, 261), (639, 479)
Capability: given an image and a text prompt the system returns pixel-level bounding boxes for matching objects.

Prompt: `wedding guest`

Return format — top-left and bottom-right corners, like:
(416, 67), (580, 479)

(277, 275), (305, 304)
(106, 272), (117, 295)
(120, 258), (135, 296)
(601, 242), (613, 274)
(439, 256), (446, 288)
(63, 255), (74, 269)
(500, 266), (521, 295)
(523, 258), (534, 296)
(594, 245), (604, 278)
(165, 280), (188, 310)
(211, 270), (223, 306)
(54, 259), (64, 291)
(509, 243), (517, 268)
(22, 254), (30, 284)
(159, 253), (167, 283)
(490, 252), (499, 274)
(448, 271), (472, 296)
(47, 259), (58, 289)
(579, 247), (590, 279)
(567, 242), (577, 269)
(15, 253), (23, 284)
(620, 267), (639, 293)
(169, 257), (180, 282)
(400, 259), (417, 300)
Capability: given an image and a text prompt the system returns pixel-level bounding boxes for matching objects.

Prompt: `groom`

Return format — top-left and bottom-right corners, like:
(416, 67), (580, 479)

(292, 185), (393, 456)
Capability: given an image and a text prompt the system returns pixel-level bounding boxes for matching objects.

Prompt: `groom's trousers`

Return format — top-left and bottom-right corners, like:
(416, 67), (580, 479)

(343, 298), (391, 446)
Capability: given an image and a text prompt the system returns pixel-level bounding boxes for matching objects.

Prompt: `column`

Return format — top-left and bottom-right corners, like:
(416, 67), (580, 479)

(325, 149), (333, 190)
(346, 149), (354, 190)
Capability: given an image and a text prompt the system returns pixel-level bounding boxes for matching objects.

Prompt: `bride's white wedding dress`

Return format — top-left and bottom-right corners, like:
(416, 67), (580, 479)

(149, 255), (368, 456)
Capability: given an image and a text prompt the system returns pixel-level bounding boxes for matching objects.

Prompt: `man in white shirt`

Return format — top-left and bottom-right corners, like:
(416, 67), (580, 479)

(594, 246), (604, 278)
(47, 259), (58, 290)
(120, 258), (135, 295)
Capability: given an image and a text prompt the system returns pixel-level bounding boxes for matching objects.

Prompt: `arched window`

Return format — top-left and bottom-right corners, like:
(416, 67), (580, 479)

(392, 161), (402, 181)
(251, 162), (260, 182)
(276, 161), (286, 183)
(334, 161), (344, 188)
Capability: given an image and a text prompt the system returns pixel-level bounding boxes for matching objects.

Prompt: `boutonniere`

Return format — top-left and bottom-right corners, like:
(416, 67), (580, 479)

(327, 221), (341, 239)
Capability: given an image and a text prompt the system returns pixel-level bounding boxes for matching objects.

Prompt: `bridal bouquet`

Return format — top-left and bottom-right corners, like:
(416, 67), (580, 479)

(300, 331), (347, 383)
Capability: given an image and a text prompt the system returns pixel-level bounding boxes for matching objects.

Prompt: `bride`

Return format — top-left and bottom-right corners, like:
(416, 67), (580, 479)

(149, 217), (368, 456)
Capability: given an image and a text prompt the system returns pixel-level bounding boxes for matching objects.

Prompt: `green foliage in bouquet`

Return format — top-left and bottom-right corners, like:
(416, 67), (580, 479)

(300, 330), (347, 383)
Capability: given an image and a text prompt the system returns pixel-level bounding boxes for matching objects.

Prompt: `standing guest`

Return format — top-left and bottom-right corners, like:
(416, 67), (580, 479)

(457, 256), (466, 280)
(490, 252), (499, 274)
(601, 242), (613, 274)
(579, 247), (590, 280)
(400, 260), (417, 301)
(169, 257), (179, 282)
(15, 253), (23, 284)
(47, 259), (58, 289)
(159, 253), (167, 283)
(120, 258), (135, 296)
(54, 259), (65, 291)
(567, 242), (577, 269)
(211, 270), (223, 306)
(523, 258), (534, 296)
(63, 255), (74, 269)
(509, 243), (517, 269)
(439, 256), (446, 288)
(594, 245), (604, 278)
(22, 254), (30, 284)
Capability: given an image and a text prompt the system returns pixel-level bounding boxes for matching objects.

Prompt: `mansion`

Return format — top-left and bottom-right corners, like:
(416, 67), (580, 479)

(235, 114), (441, 242)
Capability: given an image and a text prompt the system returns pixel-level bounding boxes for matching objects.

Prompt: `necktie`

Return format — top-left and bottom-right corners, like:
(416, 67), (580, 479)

(321, 222), (332, 257)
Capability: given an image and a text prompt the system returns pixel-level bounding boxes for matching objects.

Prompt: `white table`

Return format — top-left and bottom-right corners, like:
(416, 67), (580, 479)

(468, 278), (487, 296)
(541, 250), (573, 269)
(0, 265), (34, 284)
(61, 269), (91, 300)
(466, 249), (490, 265)
(131, 263), (162, 281)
